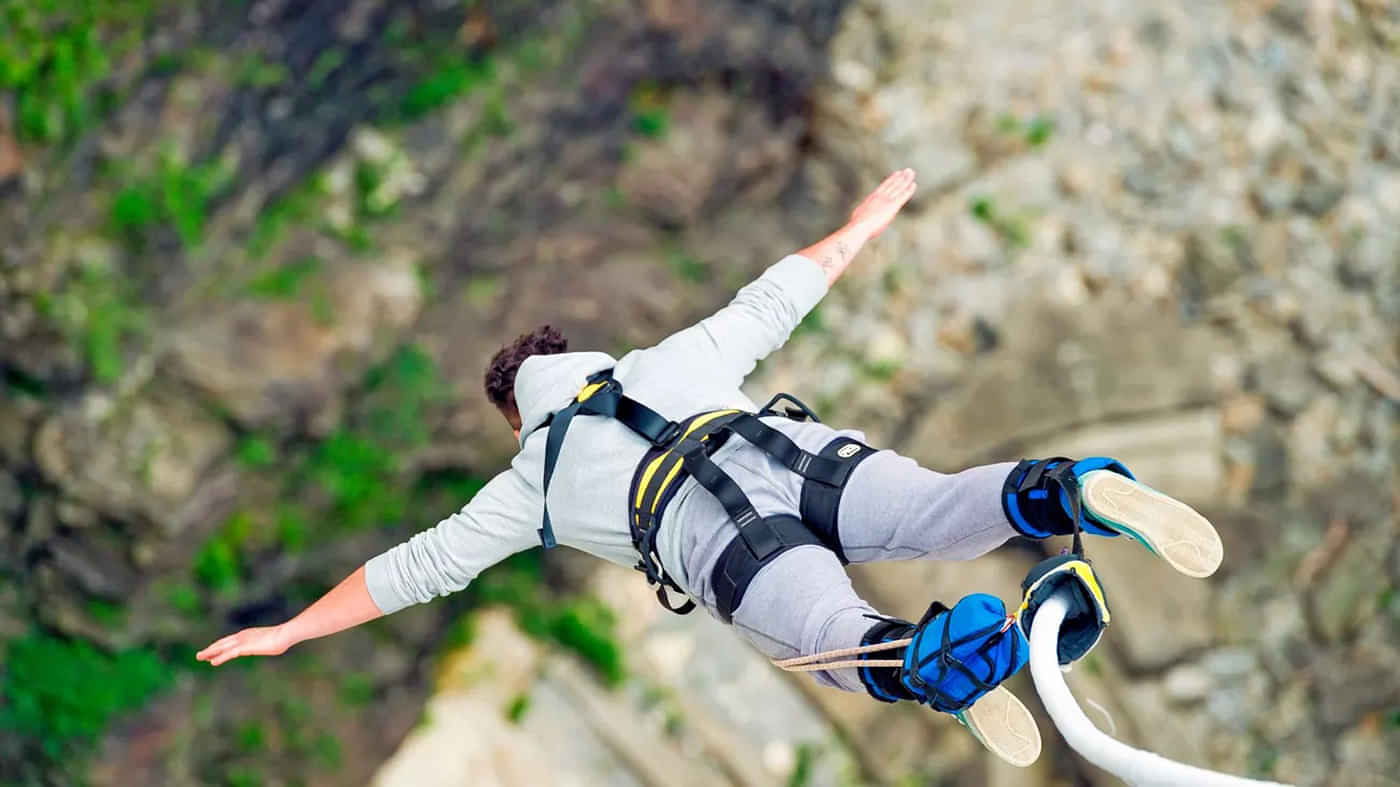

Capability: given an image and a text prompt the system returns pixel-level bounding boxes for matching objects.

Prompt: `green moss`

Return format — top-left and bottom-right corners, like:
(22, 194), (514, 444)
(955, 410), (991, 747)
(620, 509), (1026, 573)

(398, 55), (494, 121)
(163, 581), (202, 616)
(0, 632), (172, 761)
(0, 1), (119, 144)
(338, 673), (374, 707)
(35, 260), (146, 384)
(226, 766), (264, 787)
(247, 178), (326, 260)
(312, 732), (343, 770)
(968, 195), (1029, 249)
(471, 555), (626, 685)
(235, 52), (288, 88)
(787, 743), (818, 787)
(275, 506), (310, 553)
(632, 108), (669, 139)
(629, 83), (669, 139)
(1025, 114), (1055, 147)
(244, 257), (322, 299)
(235, 721), (266, 753)
(862, 359), (900, 382)
(86, 599), (126, 629)
(306, 48), (346, 88)
(234, 434), (277, 468)
(193, 519), (244, 596)
(504, 691), (531, 724)
(547, 599), (625, 686)
(793, 307), (825, 338)
(666, 249), (708, 283)
(109, 152), (232, 249)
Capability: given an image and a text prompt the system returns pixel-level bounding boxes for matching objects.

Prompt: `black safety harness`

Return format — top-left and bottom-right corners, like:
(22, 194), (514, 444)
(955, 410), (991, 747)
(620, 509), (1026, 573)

(534, 369), (874, 621)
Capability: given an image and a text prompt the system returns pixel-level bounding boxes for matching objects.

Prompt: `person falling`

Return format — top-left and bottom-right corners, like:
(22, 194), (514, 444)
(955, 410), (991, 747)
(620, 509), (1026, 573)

(198, 169), (1223, 766)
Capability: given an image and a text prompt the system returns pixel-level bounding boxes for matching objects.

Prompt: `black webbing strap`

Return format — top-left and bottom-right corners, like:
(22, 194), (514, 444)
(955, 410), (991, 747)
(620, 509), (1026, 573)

(539, 395), (592, 549)
(710, 514), (822, 623)
(799, 436), (874, 563)
(724, 414), (855, 486)
(1043, 463), (1087, 558)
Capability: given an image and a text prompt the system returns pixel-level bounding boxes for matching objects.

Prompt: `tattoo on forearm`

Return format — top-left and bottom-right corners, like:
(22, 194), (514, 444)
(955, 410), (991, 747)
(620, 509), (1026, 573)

(816, 240), (851, 275)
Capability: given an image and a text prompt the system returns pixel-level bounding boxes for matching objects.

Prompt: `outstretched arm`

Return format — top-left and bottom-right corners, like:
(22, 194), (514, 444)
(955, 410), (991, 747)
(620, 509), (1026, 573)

(639, 168), (919, 389)
(798, 168), (917, 287)
(196, 566), (381, 666)
(197, 469), (537, 666)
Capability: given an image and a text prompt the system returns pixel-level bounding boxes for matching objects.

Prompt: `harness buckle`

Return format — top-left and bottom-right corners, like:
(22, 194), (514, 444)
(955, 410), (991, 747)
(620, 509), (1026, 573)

(654, 420), (682, 448)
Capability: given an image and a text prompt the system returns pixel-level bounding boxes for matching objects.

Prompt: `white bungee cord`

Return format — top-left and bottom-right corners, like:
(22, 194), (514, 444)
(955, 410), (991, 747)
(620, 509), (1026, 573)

(1028, 593), (1295, 787)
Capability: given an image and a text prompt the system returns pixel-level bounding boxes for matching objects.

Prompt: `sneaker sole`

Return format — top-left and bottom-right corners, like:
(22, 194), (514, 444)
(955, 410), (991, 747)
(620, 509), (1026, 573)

(1080, 470), (1224, 578)
(955, 685), (1042, 767)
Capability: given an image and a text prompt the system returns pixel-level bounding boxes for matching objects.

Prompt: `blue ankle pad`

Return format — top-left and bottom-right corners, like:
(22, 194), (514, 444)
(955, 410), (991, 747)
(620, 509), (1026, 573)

(1060, 457), (1135, 537)
(1002, 457), (1136, 539)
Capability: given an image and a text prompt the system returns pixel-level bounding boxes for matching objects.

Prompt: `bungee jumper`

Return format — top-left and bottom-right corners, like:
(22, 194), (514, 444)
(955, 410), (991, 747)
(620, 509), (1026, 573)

(197, 169), (1225, 767)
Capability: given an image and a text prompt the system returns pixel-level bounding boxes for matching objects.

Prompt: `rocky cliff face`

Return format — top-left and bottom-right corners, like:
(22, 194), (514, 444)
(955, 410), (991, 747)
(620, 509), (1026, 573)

(2, 0), (1397, 786)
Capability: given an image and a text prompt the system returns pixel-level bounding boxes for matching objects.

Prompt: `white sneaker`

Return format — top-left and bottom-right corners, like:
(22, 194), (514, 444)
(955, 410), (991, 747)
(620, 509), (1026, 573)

(1080, 470), (1224, 578)
(950, 685), (1042, 767)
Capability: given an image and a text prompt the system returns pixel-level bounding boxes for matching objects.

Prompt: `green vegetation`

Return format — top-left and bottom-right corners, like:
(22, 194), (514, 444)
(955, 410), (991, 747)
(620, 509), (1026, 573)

(398, 54), (494, 121)
(244, 257), (322, 300)
(234, 434), (278, 468)
(235, 52), (289, 88)
(0, 632), (172, 761)
(787, 743), (819, 787)
(0, 0), (137, 144)
(312, 731), (344, 770)
(504, 691), (531, 724)
(338, 672), (374, 707)
(629, 83), (669, 139)
(862, 359), (901, 382)
(86, 599), (126, 629)
(110, 151), (233, 249)
(247, 176), (328, 260)
(470, 553), (626, 685)
(667, 249), (708, 283)
(996, 112), (1056, 148)
(33, 259), (146, 384)
(235, 721), (266, 753)
(793, 307), (826, 338)
(969, 195), (1030, 249)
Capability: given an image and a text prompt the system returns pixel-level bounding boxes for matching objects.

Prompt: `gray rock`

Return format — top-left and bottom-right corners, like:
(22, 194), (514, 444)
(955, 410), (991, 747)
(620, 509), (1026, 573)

(0, 470), (21, 520)
(46, 537), (138, 600)
(168, 260), (423, 435)
(1254, 353), (1314, 416)
(33, 388), (233, 534)
(1163, 664), (1212, 705)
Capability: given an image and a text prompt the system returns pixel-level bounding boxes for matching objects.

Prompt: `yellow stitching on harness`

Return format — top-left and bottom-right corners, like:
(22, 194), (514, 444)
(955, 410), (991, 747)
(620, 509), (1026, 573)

(682, 409), (740, 437)
(632, 410), (740, 510)
(651, 458), (688, 513)
(634, 452), (671, 509)
(576, 381), (608, 403)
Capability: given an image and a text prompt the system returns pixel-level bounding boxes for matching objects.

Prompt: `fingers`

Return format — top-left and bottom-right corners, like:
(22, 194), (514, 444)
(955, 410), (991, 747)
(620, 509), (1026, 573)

(197, 630), (251, 667)
(879, 168), (916, 195)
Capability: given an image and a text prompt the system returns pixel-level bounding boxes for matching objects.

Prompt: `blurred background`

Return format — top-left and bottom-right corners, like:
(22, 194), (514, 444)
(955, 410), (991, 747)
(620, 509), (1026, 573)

(1, 0), (1397, 785)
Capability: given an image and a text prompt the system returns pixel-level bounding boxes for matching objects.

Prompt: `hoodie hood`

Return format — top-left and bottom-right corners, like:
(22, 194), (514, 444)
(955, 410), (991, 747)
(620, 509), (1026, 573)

(515, 351), (617, 446)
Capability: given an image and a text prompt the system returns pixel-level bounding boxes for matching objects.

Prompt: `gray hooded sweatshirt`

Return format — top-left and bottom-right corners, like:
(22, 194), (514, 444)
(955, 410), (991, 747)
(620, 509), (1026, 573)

(364, 254), (831, 615)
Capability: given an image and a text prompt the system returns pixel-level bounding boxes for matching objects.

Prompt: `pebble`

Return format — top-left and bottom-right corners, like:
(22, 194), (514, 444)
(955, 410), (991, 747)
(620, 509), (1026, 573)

(1163, 663), (1213, 704)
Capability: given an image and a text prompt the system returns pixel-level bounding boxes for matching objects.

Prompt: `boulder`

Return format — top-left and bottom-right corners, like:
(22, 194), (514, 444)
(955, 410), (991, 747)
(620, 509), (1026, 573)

(168, 259), (422, 435)
(33, 388), (233, 535)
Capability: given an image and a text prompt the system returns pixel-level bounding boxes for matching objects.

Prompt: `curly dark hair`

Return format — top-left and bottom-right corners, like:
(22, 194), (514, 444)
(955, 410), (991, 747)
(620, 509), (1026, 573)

(484, 325), (568, 412)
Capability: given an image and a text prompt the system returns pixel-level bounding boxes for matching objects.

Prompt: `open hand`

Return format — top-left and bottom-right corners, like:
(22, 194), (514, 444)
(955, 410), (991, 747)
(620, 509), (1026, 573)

(196, 625), (291, 666)
(848, 168), (917, 239)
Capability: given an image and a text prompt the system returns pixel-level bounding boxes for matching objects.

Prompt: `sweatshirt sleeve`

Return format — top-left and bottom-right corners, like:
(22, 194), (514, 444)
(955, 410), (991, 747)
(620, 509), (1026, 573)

(644, 254), (828, 389)
(363, 467), (539, 615)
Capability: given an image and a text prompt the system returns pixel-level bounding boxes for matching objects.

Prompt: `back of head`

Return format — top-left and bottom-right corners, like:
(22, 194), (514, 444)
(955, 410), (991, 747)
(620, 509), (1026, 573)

(484, 325), (569, 418)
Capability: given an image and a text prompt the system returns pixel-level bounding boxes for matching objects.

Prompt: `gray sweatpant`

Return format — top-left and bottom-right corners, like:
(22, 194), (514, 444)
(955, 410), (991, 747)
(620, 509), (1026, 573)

(658, 419), (1019, 693)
